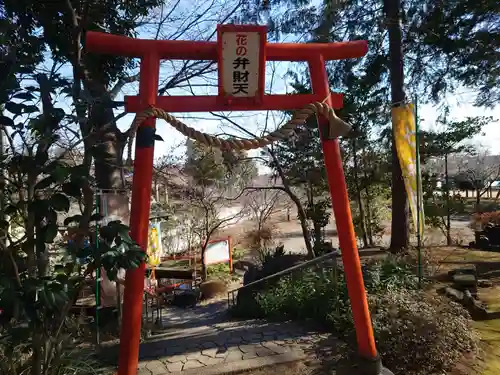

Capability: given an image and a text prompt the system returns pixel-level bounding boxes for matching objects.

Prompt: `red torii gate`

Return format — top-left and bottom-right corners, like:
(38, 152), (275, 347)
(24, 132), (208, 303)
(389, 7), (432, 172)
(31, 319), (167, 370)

(86, 25), (384, 375)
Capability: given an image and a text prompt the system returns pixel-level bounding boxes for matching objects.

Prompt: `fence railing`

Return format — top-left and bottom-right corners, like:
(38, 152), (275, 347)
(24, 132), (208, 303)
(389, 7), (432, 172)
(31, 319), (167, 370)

(227, 250), (341, 308)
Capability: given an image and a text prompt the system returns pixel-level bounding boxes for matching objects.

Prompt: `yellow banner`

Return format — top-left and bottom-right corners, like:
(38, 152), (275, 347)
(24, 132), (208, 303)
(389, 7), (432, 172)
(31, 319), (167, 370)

(392, 103), (424, 237)
(147, 223), (162, 267)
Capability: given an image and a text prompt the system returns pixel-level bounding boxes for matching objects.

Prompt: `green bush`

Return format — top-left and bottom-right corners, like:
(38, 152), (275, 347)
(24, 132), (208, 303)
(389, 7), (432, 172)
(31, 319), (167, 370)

(257, 245), (287, 265)
(230, 245), (306, 319)
(0, 220), (145, 375)
(370, 289), (477, 375)
(256, 269), (353, 332)
(248, 256), (477, 375)
(231, 247), (245, 261)
(207, 263), (239, 284)
(362, 256), (420, 292)
(257, 245), (306, 277)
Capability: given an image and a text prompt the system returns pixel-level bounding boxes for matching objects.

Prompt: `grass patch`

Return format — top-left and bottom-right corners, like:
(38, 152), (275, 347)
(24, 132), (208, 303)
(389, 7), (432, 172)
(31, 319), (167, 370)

(474, 286), (500, 375)
(159, 259), (192, 268)
(430, 246), (500, 375)
(207, 263), (240, 284)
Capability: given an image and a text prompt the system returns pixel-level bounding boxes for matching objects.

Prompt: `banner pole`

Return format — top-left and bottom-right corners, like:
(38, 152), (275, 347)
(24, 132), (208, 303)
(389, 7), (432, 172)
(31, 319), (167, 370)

(414, 96), (423, 287)
(95, 190), (101, 347)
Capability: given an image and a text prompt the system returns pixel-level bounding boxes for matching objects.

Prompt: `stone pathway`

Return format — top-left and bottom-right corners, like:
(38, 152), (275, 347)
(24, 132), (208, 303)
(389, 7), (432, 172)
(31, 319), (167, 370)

(134, 301), (339, 375)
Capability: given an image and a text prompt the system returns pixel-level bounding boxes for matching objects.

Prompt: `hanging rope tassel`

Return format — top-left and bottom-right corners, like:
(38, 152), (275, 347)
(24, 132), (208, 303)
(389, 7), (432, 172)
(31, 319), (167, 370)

(128, 101), (352, 153)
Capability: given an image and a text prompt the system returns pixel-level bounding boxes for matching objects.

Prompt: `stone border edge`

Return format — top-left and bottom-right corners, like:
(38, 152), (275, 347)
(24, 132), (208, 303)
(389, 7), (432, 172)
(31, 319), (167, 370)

(168, 350), (307, 375)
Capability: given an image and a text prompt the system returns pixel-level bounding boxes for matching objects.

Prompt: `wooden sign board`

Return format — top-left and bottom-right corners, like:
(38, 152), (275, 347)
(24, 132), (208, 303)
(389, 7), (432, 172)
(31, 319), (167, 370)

(203, 237), (233, 272)
(217, 24), (267, 103)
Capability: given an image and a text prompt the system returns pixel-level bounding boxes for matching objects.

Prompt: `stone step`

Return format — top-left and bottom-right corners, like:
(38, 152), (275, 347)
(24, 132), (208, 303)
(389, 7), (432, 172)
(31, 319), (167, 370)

(170, 350), (306, 375)
(452, 274), (477, 287)
(448, 266), (477, 278)
(137, 340), (305, 375)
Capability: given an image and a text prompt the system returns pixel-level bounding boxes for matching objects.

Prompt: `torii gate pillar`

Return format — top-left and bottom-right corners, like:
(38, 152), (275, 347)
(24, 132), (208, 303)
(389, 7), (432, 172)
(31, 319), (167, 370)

(86, 24), (384, 375)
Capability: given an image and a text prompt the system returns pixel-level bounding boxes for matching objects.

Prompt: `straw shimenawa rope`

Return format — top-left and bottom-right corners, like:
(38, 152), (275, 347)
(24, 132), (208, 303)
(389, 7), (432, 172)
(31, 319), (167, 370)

(126, 102), (351, 159)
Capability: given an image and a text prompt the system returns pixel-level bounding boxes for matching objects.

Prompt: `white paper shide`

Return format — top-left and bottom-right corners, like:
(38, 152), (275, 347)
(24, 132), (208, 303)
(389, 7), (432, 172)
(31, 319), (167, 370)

(221, 32), (260, 97)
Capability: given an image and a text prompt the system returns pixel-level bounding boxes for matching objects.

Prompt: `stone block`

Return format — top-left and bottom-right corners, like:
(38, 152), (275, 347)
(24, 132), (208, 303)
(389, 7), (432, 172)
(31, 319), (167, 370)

(145, 360), (168, 375)
(183, 360), (204, 370)
(224, 351), (243, 363)
(478, 279), (493, 288)
(186, 352), (203, 361)
(166, 354), (187, 363)
(444, 287), (464, 302)
(197, 356), (224, 366)
(453, 274), (477, 287)
(262, 341), (288, 354)
(242, 352), (258, 360)
(448, 266), (477, 278)
(201, 348), (219, 358)
(239, 344), (258, 353)
(255, 347), (275, 357)
(166, 362), (183, 372)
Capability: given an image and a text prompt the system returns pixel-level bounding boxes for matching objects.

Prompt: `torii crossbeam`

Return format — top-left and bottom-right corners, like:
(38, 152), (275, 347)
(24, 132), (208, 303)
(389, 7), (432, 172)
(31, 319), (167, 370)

(86, 24), (384, 375)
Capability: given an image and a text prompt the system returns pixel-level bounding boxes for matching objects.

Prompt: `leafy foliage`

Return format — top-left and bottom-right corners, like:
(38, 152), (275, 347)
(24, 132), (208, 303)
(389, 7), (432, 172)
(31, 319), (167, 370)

(420, 115), (490, 160)
(185, 140), (227, 187)
(243, 0), (499, 106)
(250, 256), (476, 375)
(406, 0), (500, 106)
(0, 215), (145, 375)
(420, 116), (489, 242)
(369, 289), (477, 375)
(422, 172), (467, 236)
(0, 38), (146, 375)
(185, 139), (257, 190)
(0, 167), (146, 375)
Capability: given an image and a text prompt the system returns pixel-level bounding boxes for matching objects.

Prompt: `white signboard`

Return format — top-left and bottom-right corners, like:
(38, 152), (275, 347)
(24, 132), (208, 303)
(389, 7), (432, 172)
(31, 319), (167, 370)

(204, 239), (231, 265)
(221, 32), (261, 97)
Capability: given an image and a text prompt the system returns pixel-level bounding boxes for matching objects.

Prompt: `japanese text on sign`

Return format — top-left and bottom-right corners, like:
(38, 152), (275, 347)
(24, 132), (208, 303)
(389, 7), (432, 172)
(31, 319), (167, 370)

(221, 31), (261, 98)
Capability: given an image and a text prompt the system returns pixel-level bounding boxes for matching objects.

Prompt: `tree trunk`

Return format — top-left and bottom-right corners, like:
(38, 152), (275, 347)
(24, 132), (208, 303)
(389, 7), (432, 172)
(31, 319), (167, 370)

(352, 137), (369, 248)
(0, 111), (5, 250)
(313, 221), (323, 247)
(364, 188), (375, 247)
(476, 189), (481, 212)
(384, 0), (409, 252)
(444, 153), (452, 245)
(89, 101), (127, 190)
(201, 243), (208, 281)
(290, 192), (315, 258)
(268, 148), (315, 258)
(362, 146), (375, 246)
(307, 184), (323, 249)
